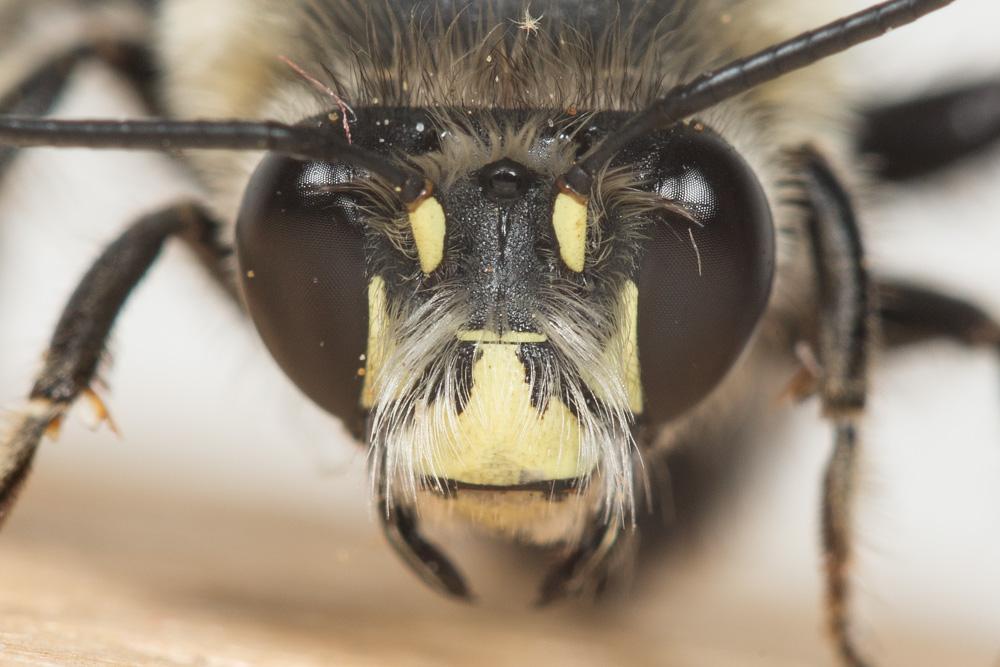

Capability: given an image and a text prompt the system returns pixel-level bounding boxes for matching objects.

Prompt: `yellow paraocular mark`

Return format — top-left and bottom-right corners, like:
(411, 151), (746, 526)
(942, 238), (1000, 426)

(408, 196), (446, 273)
(361, 276), (388, 409)
(552, 192), (588, 272)
(588, 281), (643, 415)
(620, 281), (643, 414)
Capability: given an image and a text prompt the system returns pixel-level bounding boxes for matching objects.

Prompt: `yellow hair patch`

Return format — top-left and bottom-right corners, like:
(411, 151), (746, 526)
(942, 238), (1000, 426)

(552, 192), (588, 272)
(408, 196), (446, 273)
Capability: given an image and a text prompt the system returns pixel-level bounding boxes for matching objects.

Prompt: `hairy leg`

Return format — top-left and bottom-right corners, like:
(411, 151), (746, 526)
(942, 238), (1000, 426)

(799, 146), (873, 667)
(0, 202), (229, 523)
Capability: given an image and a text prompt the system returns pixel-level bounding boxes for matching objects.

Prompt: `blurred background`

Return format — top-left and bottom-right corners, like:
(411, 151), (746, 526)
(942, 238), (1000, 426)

(0, 1), (999, 665)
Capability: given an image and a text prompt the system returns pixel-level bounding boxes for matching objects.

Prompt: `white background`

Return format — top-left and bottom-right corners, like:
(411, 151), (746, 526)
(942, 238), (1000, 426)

(0, 1), (999, 665)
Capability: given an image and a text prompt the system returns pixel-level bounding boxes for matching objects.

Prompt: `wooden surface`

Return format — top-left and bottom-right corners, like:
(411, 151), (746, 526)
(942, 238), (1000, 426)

(0, 466), (995, 667)
(0, 474), (805, 667)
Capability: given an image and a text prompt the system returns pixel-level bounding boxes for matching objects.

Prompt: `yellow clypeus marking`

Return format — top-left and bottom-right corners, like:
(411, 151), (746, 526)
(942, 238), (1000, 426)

(408, 196), (446, 273)
(361, 276), (388, 409)
(456, 330), (548, 344)
(552, 191), (588, 272)
(417, 344), (595, 485)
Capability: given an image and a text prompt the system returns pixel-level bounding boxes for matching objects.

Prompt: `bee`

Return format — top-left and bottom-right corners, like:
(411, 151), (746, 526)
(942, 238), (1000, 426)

(0, 0), (997, 665)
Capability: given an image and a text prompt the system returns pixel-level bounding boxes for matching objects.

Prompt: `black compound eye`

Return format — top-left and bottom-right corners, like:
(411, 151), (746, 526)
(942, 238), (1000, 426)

(236, 154), (369, 436)
(479, 158), (531, 201)
(626, 124), (775, 426)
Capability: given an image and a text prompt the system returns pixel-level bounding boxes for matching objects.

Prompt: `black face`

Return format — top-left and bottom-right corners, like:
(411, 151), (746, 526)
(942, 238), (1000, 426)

(235, 108), (774, 438)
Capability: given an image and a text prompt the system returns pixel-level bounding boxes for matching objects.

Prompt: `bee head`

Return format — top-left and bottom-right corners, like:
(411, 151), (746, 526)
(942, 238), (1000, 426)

(235, 108), (774, 544)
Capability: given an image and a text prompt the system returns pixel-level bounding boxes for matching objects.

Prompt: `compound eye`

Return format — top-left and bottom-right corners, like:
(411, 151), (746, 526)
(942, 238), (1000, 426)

(236, 154), (369, 435)
(631, 125), (775, 425)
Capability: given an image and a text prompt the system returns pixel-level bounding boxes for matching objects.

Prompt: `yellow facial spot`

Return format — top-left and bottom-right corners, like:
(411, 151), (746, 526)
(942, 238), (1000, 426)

(408, 196), (446, 273)
(456, 330), (548, 344)
(417, 344), (595, 486)
(362, 276), (388, 409)
(552, 192), (588, 272)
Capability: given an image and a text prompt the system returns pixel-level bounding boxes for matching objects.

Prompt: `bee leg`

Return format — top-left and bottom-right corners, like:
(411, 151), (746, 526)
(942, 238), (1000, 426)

(536, 519), (621, 607)
(860, 79), (1000, 180)
(0, 202), (230, 524)
(799, 146), (874, 667)
(877, 281), (1000, 350)
(0, 40), (158, 180)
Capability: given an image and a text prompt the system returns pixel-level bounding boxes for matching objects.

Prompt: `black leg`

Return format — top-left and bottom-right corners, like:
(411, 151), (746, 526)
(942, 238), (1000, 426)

(859, 79), (1000, 180)
(0, 40), (158, 179)
(799, 146), (873, 667)
(0, 202), (229, 523)
(878, 281), (1000, 350)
